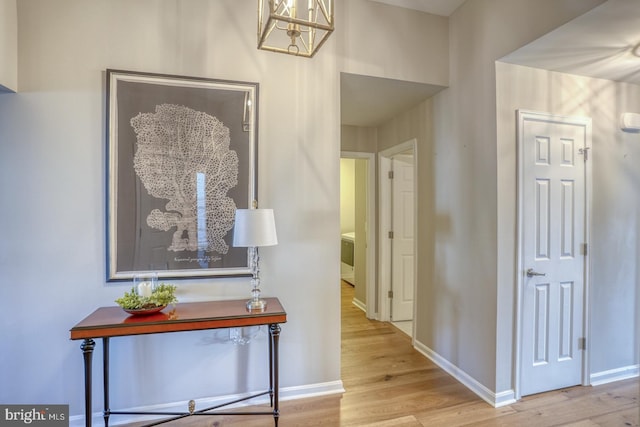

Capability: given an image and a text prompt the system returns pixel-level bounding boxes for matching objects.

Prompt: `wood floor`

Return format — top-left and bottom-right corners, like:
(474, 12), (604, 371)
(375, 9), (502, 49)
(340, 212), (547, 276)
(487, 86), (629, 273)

(124, 281), (639, 426)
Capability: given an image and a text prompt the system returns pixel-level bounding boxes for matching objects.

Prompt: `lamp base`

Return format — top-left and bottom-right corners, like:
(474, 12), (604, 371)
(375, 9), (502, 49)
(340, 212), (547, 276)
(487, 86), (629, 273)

(246, 298), (267, 312)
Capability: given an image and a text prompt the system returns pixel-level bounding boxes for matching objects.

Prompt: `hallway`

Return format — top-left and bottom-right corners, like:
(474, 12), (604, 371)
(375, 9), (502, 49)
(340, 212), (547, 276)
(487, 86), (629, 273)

(338, 281), (638, 426)
(340, 281), (482, 425)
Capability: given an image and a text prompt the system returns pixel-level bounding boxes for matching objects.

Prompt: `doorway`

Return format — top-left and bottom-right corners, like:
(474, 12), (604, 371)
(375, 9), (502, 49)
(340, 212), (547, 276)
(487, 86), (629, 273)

(379, 139), (417, 337)
(516, 110), (591, 397)
(340, 152), (376, 319)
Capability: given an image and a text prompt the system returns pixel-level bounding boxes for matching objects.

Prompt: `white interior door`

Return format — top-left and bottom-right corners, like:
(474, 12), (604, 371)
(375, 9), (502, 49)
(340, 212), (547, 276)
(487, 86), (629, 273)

(391, 153), (415, 322)
(518, 111), (590, 397)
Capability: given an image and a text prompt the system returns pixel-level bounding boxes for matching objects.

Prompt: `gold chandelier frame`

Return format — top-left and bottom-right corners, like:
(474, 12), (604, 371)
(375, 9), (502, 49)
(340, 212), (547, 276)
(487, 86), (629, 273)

(258, 0), (334, 58)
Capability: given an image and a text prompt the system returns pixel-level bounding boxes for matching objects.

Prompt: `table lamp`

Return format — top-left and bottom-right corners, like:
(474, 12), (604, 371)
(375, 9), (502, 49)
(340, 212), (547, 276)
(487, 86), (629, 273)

(233, 207), (278, 311)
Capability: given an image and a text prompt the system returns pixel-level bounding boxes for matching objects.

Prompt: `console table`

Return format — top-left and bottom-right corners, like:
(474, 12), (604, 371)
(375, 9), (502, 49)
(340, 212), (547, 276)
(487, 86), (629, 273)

(70, 298), (287, 427)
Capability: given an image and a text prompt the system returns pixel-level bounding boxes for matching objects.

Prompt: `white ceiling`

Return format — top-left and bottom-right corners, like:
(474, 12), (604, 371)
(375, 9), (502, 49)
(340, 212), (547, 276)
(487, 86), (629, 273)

(369, 0), (466, 16)
(340, 74), (445, 127)
(342, 0), (640, 127)
(501, 0), (640, 85)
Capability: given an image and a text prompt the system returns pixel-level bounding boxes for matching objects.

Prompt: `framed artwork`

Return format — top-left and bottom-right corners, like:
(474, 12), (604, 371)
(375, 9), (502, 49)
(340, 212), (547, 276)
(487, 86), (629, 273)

(106, 69), (258, 281)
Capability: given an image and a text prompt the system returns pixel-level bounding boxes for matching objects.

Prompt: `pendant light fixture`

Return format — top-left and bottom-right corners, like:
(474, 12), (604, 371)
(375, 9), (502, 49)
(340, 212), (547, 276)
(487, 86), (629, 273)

(258, 0), (334, 58)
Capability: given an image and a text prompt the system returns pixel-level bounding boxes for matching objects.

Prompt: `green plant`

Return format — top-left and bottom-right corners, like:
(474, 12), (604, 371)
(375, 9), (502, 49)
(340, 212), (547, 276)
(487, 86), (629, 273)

(115, 283), (178, 310)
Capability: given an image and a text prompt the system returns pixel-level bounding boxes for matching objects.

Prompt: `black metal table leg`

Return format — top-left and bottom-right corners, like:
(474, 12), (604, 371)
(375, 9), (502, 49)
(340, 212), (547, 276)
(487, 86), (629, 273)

(269, 324), (281, 426)
(268, 325), (274, 407)
(103, 337), (110, 427)
(81, 339), (96, 427)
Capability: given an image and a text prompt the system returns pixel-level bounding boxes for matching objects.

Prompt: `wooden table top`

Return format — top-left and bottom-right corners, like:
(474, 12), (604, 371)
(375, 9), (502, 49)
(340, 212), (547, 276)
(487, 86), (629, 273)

(70, 298), (286, 340)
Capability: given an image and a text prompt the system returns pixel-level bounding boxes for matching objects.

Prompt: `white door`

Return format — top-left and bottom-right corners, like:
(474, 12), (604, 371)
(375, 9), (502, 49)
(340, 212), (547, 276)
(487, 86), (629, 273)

(518, 111), (590, 396)
(391, 153), (415, 322)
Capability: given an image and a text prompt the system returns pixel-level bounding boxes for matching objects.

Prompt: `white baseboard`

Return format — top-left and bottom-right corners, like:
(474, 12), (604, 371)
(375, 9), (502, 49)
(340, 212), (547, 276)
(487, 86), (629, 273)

(413, 340), (516, 408)
(352, 297), (366, 313)
(414, 339), (639, 406)
(590, 364), (639, 386)
(493, 389), (517, 407)
(279, 380), (345, 400)
(69, 380), (345, 427)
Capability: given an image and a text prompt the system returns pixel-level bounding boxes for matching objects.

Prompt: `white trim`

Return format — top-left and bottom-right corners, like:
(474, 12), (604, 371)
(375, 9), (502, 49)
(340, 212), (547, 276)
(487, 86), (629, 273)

(413, 340), (516, 407)
(341, 151), (377, 319)
(352, 297), (366, 312)
(378, 154), (391, 322)
(493, 390), (518, 408)
(515, 110), (592, 399)
(583, 115), (593, 388)
(377, 140), (418, 334)
(590, 365), (639, 386)
(69, 381), (345, 427)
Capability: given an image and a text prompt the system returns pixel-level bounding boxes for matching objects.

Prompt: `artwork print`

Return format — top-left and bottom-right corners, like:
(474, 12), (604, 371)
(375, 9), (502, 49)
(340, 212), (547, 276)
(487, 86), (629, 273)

(106, 70), (258, 280)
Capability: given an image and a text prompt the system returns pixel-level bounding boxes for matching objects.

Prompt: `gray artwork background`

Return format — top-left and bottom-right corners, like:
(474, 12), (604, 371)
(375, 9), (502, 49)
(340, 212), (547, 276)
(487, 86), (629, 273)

(109, 73), (256, 279)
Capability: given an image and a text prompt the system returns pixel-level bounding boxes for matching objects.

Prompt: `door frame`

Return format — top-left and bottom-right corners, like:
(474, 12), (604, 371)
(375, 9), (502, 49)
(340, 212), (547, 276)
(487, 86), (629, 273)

(341, 151), (377, 319)
(378, 139), (417, 326)
(514, 110), (592, 399)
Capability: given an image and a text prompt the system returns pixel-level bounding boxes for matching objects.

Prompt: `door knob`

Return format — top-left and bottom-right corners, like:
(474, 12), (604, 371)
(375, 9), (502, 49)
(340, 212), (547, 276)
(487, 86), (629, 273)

(526, 268), (546, 277)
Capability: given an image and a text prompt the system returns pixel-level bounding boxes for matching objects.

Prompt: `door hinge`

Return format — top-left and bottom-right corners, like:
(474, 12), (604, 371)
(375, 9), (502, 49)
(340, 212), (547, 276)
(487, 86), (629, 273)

(388, 290), (393, 298)
(579, 147), (590, 161)
(388, 231), (394, 239)
(388, 170), (394, 179)
(582, 243), (588, 256)
(578, 337), (586, 350)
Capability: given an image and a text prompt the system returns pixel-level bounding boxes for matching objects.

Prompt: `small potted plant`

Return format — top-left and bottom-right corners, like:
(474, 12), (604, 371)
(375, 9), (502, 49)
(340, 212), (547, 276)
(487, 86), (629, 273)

(116, 283), (178, 315)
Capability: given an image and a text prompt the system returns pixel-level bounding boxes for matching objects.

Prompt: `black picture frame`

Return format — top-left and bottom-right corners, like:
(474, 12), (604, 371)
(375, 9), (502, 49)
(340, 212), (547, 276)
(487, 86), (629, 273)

(106, 69), (258, 281)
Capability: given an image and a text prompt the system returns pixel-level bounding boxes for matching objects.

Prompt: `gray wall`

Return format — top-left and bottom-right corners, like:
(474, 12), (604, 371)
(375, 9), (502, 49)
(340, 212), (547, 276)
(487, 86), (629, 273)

(0, 0), (343, 420)
(496, 62), (640, 385)
(432, 0), (606, 395)
(0, 0), (449, 422)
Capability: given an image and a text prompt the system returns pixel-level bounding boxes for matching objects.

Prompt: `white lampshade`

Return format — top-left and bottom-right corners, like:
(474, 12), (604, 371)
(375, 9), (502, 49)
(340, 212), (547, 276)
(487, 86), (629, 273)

(232, 209), (278, 247)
